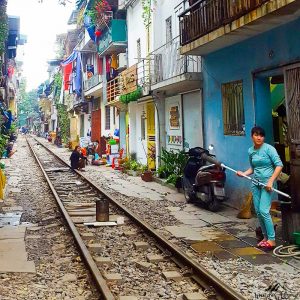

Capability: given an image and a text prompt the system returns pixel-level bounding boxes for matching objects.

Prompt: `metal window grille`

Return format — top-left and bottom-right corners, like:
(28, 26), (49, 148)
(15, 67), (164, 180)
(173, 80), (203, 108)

(105, 106), (111, 130)
(137, 39), (141, 63)
(222, 80), (245, 136)
(166, 16), (172, 44)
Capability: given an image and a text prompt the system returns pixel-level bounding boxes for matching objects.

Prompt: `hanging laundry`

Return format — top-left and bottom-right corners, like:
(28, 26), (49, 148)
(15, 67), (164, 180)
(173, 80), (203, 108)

(110, 53), (118, 79)
(63, 63), (72, 90)
(97, 56), (103, 75)
(62, 52), (82, 96)
(7, 65), (14, 78)
(87, 64), (94, 78)
(106, 56), (111, 81)
(83, 14), (96, 42)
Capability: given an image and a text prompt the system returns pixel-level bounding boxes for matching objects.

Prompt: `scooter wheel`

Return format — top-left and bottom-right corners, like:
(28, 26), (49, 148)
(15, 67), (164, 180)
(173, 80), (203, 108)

(182, 178), (196, 203)
(183, 186), (196, 203)
(208, 199), (220, 212)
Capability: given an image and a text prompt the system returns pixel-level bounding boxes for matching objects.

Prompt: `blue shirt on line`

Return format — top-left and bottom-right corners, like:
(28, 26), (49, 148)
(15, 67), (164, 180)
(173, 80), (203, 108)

(248, 143), (283, 182)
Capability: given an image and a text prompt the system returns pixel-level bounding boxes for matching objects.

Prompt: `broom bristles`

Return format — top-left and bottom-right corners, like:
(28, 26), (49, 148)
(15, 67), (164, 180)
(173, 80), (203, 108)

(237, 192), (253, 219)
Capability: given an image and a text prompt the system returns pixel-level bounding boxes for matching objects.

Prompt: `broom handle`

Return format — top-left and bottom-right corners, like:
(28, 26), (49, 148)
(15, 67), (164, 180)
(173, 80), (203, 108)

(221, 163), (291, 199)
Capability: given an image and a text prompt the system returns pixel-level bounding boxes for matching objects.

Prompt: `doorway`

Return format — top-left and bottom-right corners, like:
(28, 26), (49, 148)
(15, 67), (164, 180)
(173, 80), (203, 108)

(269, 75), (290, 174)
(254, 70), (291, 201)
(254, 73), (289, 171)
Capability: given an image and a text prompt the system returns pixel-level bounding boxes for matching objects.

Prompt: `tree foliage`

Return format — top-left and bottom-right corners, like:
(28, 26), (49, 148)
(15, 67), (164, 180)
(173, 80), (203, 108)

(0, 0), (8, 58)
(17, 79), (39, 126)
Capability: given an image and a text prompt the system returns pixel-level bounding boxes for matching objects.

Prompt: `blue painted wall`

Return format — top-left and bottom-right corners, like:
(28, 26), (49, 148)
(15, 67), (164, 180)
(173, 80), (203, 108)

(203, 17), (300, 206)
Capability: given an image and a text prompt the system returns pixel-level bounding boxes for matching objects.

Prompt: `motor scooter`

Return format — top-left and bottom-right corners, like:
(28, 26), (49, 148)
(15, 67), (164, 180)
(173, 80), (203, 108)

(182, 147), (226, 211)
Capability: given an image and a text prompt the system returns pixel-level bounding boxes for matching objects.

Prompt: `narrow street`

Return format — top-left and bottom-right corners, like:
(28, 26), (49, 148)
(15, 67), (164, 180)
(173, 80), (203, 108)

(0, 136), (299, 299)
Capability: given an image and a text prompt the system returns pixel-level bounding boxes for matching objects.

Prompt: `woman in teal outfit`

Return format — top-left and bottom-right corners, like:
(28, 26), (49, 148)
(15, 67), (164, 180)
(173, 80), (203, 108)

(237, 126), (283, 249)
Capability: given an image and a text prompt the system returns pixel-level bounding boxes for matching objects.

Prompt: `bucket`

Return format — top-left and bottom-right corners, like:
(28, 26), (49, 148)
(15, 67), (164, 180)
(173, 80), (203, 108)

(96, 199), (109, 222)
(293, 232), (300, 246)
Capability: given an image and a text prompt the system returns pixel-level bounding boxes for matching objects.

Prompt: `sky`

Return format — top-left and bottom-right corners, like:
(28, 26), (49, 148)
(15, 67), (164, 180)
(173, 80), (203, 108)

(7, 0), (76, 91)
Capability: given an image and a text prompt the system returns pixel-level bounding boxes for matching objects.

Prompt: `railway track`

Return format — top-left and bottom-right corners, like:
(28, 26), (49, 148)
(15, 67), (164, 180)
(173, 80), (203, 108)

(27, 137), (246, 300)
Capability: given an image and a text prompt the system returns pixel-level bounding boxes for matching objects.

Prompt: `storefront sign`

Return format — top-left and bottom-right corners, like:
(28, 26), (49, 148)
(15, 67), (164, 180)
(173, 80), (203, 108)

(169, 105), (180, 129)
(167, 135), (182, 145)
(120, 64), (137, 95)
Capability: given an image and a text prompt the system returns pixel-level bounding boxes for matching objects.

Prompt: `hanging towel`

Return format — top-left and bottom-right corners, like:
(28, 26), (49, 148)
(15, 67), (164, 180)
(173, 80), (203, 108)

(63, 63), (72, 91)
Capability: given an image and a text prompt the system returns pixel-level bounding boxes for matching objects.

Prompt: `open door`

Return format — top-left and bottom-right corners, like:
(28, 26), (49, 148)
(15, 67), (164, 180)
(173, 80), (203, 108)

(146, 102), (156, 169)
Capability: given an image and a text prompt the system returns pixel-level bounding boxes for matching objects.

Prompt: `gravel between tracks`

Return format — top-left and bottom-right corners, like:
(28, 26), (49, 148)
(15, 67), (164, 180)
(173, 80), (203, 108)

(31, 139), (208, 300)
(0, 137), (99, 300)
(38, 137), (300, 300)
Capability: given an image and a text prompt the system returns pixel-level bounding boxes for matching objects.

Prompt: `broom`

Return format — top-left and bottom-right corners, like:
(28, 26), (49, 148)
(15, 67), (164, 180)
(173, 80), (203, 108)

(237, 192), (253, 219)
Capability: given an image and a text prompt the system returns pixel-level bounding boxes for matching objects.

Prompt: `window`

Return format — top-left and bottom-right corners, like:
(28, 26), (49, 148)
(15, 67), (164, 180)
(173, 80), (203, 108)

(92, 97), (100, 111)
(113, 106), (116, 125)
(166, 16), (172, 44)
(137, 38), (141, 63)
(222, 80), (245, 135)
(105, 106), (111, 130)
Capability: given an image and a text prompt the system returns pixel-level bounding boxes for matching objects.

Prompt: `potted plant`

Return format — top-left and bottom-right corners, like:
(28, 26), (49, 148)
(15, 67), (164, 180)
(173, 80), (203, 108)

(140, 144), (156, 182)
(140, 164), (153, 182)
(129, 160), (140, 176)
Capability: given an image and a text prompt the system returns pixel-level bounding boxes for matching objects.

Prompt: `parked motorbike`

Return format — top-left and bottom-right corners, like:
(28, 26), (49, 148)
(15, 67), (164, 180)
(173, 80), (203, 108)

(182, 147), (226, 211)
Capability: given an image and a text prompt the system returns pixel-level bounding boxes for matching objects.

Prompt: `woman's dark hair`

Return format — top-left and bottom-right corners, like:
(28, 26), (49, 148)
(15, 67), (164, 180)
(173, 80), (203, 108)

(251, 126), (265, 137)
(74, 145), (80, 151)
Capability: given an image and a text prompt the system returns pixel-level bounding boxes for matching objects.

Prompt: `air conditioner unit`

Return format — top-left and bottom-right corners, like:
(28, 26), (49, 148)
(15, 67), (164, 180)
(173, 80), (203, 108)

(118, 53), (127, 70)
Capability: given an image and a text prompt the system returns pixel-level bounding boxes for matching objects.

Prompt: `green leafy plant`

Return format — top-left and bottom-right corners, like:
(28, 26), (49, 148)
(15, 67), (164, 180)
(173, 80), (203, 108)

(0, 133), (8, 157)
(56, 104), (70, 143)
(0, 0), (8, 60)
(86, 0), (111, 24)
(157, 165), (167, 178)
(130, 160), (140, 171)
(121, 159), (131, 171)
(141, 0), (157, 28)
(139, 164), (148, 172)
(158, 148), (188, 186)
(120, 87), (143, 104)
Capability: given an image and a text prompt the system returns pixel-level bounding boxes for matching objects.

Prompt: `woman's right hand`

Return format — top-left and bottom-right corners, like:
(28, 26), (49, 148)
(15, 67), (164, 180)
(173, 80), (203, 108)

(236, 171), (245, 177)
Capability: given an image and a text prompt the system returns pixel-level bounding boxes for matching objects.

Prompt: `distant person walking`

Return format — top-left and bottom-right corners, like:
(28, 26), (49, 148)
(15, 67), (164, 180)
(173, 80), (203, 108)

(237, 126), (283, 250)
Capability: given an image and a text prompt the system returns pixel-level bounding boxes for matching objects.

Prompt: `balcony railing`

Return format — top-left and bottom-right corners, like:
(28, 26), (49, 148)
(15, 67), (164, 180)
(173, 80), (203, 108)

(107, 76), (122, 103)
(98, 19), (127, 56)
(84, 74), (102, 91)
(150, 36), (201, 85)
(179, 0), (269, 46)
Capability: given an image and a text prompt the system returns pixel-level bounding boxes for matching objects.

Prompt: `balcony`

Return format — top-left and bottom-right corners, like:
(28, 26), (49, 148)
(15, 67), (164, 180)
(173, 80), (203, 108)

(84, 74), (103, 97)
(106, 64), (140, 110)
(107, 76), (121, 104)
(179, 0), (300, 55)
(73, 94), (86, 108)
(150, 36), (202, 95)
(98, 19), (127, 56)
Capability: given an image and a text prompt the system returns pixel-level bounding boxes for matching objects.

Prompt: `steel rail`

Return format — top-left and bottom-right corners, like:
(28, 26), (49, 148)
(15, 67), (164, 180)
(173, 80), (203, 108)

(31, 137), (247, 300)
(26, 138), (115, 300)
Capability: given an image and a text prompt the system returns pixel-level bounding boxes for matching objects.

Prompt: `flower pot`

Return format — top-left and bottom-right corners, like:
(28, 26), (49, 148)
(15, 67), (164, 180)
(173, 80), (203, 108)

(141, 171), (153, 182)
